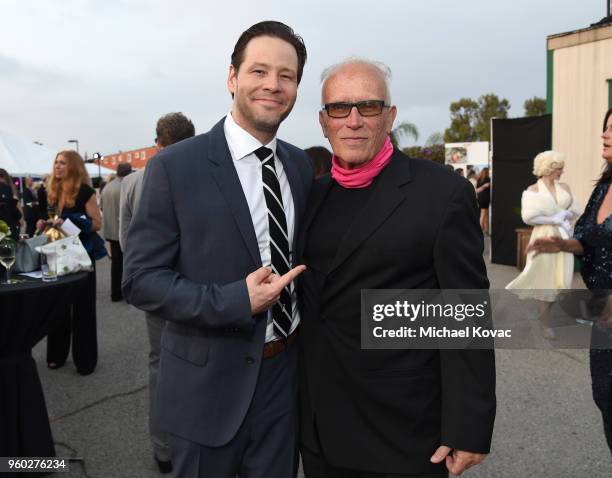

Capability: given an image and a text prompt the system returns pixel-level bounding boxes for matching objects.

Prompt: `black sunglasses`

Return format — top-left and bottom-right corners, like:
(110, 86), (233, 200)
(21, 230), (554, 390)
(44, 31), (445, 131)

(323, 100), (389, 118)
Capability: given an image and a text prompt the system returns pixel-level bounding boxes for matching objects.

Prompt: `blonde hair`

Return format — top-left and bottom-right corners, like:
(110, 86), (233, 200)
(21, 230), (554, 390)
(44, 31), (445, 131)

(48, 150), (91, 211)
(532, 150), (565, 177)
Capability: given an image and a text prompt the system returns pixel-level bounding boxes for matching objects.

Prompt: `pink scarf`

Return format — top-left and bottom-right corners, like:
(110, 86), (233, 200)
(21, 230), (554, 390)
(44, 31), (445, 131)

(331, 136), (393, 188)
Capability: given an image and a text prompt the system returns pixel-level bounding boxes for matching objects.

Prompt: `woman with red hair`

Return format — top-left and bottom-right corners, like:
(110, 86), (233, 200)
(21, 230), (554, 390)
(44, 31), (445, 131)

(39, 150), (103, 375)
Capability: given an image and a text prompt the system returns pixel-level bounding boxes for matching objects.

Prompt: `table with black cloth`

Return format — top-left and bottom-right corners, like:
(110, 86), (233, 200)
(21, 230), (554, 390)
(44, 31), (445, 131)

(0, 272), (88, 458)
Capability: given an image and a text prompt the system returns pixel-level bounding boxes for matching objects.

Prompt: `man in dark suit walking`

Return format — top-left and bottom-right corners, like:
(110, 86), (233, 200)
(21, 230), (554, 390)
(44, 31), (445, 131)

(123, 21), (312, 478)
(299, 59), (496, 477)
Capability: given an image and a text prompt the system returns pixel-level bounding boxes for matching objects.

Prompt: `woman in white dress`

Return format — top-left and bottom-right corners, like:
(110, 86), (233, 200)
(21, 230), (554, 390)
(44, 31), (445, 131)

(506, 151), (581, 339)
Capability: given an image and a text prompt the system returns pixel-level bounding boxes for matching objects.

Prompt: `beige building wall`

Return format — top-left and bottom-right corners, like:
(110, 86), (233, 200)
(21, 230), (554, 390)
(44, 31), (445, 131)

(550, 30), (612, 209)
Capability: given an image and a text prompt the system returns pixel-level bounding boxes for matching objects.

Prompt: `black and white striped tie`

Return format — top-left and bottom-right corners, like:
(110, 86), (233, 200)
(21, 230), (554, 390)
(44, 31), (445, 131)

(254, 146), (293, 339)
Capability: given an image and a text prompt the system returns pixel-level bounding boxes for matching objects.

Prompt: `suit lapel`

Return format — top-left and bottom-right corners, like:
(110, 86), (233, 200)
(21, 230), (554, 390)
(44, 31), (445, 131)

(298, 174), (333, 260)
(207, 117), (261, 268)
(276, 142), (304, 256)
(328, 151), (412, 274)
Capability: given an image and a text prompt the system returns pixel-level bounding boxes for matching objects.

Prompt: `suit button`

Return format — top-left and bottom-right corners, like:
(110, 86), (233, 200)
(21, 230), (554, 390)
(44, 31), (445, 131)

(320, 315), (327, 322)
(245, 357), (255, 364)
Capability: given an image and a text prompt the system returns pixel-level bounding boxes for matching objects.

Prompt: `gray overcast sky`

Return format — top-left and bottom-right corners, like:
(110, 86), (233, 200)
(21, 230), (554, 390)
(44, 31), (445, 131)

(0, 0), (608, 157)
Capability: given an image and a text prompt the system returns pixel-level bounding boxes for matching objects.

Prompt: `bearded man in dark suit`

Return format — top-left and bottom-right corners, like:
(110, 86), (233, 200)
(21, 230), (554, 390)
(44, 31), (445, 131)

(123, 21), (313, 478)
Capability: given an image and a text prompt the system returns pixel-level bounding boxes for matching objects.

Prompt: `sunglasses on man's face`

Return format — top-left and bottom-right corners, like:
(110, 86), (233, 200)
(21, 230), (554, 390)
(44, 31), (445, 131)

(322, 100), (389, 118)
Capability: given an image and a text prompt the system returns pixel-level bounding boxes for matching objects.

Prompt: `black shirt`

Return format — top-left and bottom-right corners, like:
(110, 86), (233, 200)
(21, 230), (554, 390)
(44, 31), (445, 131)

(575, 180), (612, 290)
(304, 180), (374, 275)
(56, 184), (95, 216)
(477, 177), (491, 208)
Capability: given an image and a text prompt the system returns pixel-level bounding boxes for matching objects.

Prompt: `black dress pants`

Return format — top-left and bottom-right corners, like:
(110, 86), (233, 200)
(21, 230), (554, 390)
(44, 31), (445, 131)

(108, 240), (123, 301)
(46, 262), (97, 374)
(25, 215), (38, 238)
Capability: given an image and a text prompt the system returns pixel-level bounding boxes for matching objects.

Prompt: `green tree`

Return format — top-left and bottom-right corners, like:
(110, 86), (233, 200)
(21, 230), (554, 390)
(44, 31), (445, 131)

(402, 144), (445, 164)
(425, 132), (444, 147)
(475, 93), (510, 142)
(390, 121), (419, 149)
(443, 98), (479, 142)
(523, 96), (547, 117)
(444, 94), (510, 143)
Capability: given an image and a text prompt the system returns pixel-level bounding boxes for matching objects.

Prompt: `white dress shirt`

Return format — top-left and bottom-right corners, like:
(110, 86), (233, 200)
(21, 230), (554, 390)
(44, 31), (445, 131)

(224, 113), (299, 342)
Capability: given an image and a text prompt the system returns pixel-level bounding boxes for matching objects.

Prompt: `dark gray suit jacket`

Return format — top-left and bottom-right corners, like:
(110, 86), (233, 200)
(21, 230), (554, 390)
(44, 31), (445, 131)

(122, 117), (313, 446)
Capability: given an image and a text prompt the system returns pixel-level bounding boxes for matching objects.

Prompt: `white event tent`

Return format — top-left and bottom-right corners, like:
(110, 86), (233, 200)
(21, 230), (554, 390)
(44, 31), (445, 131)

(0, 130), (114, 177)
(85, 162), (115, 178)
(0, 130), (55, 175)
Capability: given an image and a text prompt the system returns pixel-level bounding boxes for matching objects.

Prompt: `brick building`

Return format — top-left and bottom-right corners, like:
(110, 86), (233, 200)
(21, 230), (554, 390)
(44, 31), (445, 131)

(98, 146), (158, 171)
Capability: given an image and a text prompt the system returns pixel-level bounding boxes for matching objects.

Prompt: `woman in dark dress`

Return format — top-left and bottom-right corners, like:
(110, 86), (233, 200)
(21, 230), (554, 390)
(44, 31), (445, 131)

(476, 167), (491, 234)
(531, 107), (612, 452)
(38, 150), (103, 375)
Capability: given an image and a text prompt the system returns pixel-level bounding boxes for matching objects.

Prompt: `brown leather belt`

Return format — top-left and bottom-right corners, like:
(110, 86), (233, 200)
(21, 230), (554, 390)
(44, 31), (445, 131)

(262, 330), (299, 359)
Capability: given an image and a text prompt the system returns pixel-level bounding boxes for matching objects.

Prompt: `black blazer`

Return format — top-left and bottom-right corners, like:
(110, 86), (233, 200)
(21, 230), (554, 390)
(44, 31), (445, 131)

(298, 150), (496, 474)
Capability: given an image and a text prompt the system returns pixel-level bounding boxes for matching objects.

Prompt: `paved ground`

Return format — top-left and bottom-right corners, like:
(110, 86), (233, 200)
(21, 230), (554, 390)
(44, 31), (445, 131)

(31, 240), (612, 477)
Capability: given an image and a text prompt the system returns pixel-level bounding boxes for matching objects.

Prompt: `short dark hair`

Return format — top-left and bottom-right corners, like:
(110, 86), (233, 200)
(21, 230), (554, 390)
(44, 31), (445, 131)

(231, 21), (307, 84)
(304, 146), (332, 178)
(156, 112), (196, 147)
(116, 163), (133, 178)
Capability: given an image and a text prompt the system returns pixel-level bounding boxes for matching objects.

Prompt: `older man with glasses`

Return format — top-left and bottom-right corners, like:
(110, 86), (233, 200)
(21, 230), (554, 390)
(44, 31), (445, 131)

(297, 58), (496, 478)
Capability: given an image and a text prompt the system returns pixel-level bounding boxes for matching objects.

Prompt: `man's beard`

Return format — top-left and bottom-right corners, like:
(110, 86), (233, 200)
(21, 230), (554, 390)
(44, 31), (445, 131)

(235, 95), (293, 135)
(252, 114), (286, 133)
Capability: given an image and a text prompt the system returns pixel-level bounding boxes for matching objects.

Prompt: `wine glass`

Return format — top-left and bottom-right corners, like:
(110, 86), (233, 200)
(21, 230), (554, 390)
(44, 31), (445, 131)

(0, 238), (17, 284)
